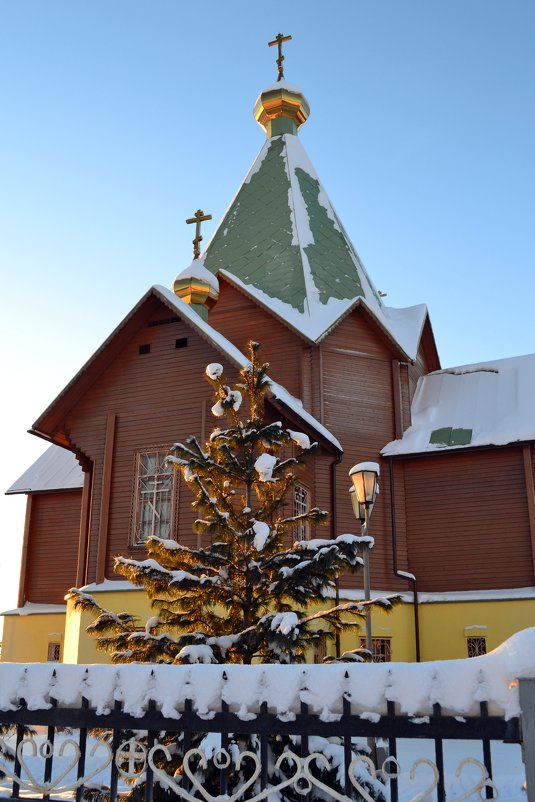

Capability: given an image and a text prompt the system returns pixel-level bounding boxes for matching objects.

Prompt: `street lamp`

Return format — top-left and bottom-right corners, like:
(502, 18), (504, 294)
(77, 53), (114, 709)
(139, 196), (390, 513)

(349, 461), (380, 657)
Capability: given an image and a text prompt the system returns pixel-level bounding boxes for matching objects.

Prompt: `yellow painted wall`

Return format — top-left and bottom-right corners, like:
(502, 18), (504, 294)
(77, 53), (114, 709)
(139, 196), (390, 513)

(1, 613), (66, 663)
(63, 590), (155, 664)
(337, 595), (416, 661)
(4, 592), (535, 665)
(418, 598), (535, 661)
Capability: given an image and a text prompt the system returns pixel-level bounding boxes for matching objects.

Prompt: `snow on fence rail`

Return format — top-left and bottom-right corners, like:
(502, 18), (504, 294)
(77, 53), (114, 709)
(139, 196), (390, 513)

(1, 628), (535, 719)
(0, 629), (534, 802)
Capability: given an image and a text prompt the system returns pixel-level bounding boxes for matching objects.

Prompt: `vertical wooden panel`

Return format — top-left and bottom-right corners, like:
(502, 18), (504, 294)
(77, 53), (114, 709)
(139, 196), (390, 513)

(391, 360), (403, 439)
(17, 495), (33, 607)
(76, 468), (93, 587)
(25, 492), (82, 603)
(522, 444), (535, 580)
(96, 413), (117, 583)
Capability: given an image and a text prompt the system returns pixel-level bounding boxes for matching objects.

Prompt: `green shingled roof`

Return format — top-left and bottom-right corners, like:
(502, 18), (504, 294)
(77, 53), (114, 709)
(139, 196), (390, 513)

(201, 128), (425, 355)
(203, 132), (386, 338)
(205, 137), (307, 312)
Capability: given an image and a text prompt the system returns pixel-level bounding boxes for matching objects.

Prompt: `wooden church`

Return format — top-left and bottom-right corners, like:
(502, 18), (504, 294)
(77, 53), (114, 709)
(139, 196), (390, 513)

(4, 46), (535, 665)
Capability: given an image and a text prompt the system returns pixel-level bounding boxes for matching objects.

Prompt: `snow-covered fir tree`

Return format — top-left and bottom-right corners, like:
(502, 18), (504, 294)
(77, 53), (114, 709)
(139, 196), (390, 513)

(69, 342), (395, 665)
(68, 342), (395, 802)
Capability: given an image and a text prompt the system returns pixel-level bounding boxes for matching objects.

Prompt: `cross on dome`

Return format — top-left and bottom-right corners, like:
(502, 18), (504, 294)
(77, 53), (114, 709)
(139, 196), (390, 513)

(268, 32), (292, 81)
(186, 209), (212, 260)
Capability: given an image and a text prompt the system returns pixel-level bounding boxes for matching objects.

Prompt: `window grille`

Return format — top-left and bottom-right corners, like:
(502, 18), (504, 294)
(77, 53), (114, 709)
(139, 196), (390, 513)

(47, 642), (61, 662)
(132, 450), (176, 545)
(467, 636), (487, 657)
(293, 484), (310, 541)
(360, 637), (392, 662)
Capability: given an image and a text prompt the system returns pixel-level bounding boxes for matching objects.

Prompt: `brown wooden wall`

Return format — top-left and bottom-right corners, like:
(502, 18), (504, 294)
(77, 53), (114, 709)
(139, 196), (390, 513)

(58, 301), (244, 584)
(402, 447), (535, 590)
(209, 280), (310, 403)
(319, 310), (408, 592)
(24, 491), (81, 604)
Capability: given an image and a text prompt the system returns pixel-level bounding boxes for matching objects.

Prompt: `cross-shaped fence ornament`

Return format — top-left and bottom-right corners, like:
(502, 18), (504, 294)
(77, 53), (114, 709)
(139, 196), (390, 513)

(186, 209), (212, 260)
(268, 32), (292, 82)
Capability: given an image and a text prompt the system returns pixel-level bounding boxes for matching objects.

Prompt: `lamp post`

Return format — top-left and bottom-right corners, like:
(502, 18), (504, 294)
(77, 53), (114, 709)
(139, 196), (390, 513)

(349, 461), (380, 657)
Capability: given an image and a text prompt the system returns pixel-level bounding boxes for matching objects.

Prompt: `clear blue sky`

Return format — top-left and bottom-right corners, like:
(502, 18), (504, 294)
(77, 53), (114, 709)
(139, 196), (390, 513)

(1, 1), (534, 624)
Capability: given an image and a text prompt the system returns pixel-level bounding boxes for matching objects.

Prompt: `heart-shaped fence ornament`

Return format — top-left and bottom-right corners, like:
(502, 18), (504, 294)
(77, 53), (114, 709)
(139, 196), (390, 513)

(147, 745), (304, 802)
(0, 737), (113, 795)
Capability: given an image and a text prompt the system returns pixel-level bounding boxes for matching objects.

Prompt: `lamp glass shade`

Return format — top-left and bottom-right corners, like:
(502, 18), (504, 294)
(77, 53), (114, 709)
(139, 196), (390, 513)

(350, 468), (379, 506)
(349, 487), (366, 522)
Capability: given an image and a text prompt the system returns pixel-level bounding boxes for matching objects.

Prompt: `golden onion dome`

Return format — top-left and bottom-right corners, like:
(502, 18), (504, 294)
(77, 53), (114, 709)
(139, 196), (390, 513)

(173, 259), (219, 319)
(253, 80), (310, 138)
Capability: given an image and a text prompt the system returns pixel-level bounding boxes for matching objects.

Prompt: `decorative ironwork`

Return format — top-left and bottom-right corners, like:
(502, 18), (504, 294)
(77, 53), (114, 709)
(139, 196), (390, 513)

(0, 736), (112, 795)
(0, 738), (501, 802)
(0, 691), (521, 802)
(467, 635), (487, 658)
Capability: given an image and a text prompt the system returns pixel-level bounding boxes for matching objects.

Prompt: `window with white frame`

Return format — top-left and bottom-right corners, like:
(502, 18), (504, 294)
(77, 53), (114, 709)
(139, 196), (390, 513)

(293, 484), (310, 541)
(132, 449), (176, 545)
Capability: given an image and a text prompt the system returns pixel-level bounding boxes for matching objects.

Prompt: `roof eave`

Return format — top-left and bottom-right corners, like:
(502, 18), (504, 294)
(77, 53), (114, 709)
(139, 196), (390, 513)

(382, 439), (535, 459)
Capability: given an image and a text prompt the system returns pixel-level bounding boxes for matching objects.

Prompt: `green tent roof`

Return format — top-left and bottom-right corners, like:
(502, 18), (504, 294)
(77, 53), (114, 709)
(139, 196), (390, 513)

(202, 129), (427, 357)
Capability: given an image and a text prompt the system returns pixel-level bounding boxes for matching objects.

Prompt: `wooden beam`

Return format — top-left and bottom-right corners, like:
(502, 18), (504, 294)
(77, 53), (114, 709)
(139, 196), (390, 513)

(319, 343), (324, 424)
(17, 494), (33, 608)
(76, 467), (93, 587)
(522, 444), (535, 582)
(391, 359), (403, 439)
(95, 413), (117, 584)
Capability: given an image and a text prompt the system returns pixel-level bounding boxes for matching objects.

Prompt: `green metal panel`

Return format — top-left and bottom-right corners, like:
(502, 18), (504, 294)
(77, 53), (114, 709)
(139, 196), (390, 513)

(204, 138), (307, 312)
(429, 427), (473, 446)
(429, 427), (453, 446)
(450, 428), (473, 446)
(295, 167), (365, 303)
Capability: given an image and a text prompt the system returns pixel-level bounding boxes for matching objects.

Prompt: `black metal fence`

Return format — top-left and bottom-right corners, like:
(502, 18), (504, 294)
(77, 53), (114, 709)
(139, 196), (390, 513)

(0, 692), (525, 802)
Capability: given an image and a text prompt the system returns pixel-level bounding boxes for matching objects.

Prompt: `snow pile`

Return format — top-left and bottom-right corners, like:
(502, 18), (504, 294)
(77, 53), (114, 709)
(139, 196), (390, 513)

(173, 258), (220, 294)
(383, 353), (535, 455)
(206, 363), (224, 380)
(254, 453), (277, 481)
(287, 430), (311, 450)
(252, 520), (270, 551)
(211, 388), (242, 417)
(1, 629), (534, 720)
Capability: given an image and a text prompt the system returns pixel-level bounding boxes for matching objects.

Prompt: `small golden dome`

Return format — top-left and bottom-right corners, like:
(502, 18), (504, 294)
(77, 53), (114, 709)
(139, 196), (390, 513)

(173, 260), (219, 316)
(253, 81), (310, 138)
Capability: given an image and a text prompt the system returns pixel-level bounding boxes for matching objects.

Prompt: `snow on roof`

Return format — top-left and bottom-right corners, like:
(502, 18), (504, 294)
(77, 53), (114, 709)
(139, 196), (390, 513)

(6, 445), (83, 495)
(154, 285), (342, 451)
(219, 270), (426, 359)
(0, 627), (533, 718)
(173, 258), (220, 293)
(380, 303), (428, 362)
(383, 352), (535, 456)
(2, 602), (67, 616)
(202, 133), (427, 359)
(338, 585), (535, 603)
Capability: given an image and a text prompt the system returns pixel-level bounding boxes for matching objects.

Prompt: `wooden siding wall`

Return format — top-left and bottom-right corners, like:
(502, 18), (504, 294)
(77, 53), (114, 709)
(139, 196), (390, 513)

(24, 491), (82, 604)
(407, 320), (440, 417)
(209, 281), (309, 402)
(320, 311), (408, 592)
(61, 302), (242, 584)
(403, 447), (534, 591)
